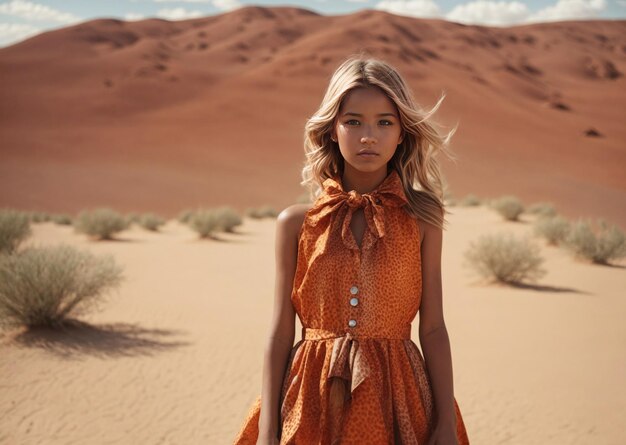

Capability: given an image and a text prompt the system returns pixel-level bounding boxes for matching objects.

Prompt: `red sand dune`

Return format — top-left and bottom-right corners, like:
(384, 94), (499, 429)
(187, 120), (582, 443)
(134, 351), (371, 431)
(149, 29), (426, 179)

(0, 6), (625, 228)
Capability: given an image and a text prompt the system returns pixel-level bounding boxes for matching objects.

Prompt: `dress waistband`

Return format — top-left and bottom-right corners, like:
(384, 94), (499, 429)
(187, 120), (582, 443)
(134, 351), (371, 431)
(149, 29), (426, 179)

(302, 326), (411, 341)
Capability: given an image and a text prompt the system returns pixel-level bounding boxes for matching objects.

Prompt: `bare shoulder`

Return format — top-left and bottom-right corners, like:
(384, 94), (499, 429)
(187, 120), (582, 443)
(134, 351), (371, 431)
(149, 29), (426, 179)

(415, 218), (441, 246)
(277, 203), (314, 241)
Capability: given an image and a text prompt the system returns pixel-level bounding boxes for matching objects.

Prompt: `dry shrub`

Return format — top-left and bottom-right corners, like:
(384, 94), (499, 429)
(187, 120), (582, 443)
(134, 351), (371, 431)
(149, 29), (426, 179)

(0, 209), (32, 254)
(562, 218), (626, 265)
(74, 208), (130, 240)
(533, 215), (571, 246)
(490, 195), (524, 221)
(246, 205), (278, 219)
(0, 244), (124, 329)
(527, 202), (557, 218)
(138, 213), (166, 231)
(463, 232), (546, 284)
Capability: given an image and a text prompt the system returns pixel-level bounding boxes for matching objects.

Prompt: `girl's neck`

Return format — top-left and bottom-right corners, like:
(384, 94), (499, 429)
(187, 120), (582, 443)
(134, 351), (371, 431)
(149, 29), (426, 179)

(340, 166), (390, 195)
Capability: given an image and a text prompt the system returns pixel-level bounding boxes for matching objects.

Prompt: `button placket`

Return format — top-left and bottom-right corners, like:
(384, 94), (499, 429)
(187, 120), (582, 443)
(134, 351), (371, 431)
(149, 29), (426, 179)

(348, 285), (359, 327)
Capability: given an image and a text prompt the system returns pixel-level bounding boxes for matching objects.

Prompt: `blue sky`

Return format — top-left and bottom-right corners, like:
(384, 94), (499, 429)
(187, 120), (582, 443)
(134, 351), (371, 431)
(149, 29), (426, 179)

(1, 0), (624, 48)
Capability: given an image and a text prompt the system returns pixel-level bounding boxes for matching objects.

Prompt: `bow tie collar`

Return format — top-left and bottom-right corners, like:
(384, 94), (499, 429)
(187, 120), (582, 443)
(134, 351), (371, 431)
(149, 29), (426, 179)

(306, 169), (409, 251)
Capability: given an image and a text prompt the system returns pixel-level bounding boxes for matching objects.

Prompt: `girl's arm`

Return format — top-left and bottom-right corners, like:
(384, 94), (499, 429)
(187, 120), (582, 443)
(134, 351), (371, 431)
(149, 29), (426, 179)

(417, 220), (458, 433)
(256, 206), (302, 440)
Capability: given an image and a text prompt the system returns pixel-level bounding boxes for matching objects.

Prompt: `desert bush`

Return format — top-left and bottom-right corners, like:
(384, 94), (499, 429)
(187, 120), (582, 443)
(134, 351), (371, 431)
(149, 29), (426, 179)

(0, 244), (124, 329)
(27, 211), (52, 223)
(189, 209), (222, 238)
(138, 213), (166, 231)
(245, 207), (262, 219)
(527, 202), (557, 218)
(257, 205), (278, 218)
(246, 205), (278, 219)
(490, 195), (524, 221)
(214, 206), (242, 232)
(74, 207), (130, 240)
(460, 193), (481, 207)
(0, 209), (32, 255)
(125, 212), (141, 226)
(533, 215), (571, 246)
(51, 213), (73, 225)
(178, 208), (196, 224)
(561, 218), (626, 265)
(463, 232), (546, 284)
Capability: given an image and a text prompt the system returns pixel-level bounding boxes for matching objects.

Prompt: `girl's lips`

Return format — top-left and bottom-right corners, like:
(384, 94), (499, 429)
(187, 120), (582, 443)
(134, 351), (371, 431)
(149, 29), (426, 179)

(358, 153), (379, 157)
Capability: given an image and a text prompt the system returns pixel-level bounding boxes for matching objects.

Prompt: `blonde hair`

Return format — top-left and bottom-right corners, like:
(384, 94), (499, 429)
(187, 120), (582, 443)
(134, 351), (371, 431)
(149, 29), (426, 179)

(301, 54), (458, 230)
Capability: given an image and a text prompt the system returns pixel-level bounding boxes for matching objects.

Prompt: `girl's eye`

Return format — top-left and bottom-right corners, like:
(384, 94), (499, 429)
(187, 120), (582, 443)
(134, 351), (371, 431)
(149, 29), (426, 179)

(345, 120), (393, 126)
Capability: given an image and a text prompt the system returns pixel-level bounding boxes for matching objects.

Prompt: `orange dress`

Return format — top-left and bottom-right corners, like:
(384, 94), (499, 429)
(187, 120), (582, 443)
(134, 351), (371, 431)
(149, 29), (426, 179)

(233, 169), (470, 444)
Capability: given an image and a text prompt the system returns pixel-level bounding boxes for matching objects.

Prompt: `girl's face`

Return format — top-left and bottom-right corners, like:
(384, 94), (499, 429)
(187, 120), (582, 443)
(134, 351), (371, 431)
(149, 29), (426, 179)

(332, 86), (404, 174)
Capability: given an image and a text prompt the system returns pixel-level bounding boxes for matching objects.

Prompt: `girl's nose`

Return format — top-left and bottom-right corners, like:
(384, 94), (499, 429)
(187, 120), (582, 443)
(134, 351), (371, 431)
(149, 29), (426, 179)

(361, 135), (377, 144)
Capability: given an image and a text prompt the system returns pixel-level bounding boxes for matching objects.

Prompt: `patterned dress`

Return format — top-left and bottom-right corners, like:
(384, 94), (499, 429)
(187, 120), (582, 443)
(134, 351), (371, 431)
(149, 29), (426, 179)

(233, 169), (470, 444)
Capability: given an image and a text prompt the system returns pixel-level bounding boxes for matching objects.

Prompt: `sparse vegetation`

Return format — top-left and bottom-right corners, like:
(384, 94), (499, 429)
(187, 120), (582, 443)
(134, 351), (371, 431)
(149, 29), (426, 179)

(51, 213), (73, 225)
(533, 215), (571, 246)
(125, 212), (141, 226)
(561, 218), (626, 265)
(490, 195), (524, 221)
(74, 208), (130, 240)
(26, 211), (52, 223)
(0, 244), (124, 329)
(463, 232), (546, 284)
(214, 206), (242, 232)
(527, 202), (557, 218)
(189, 209), (222, 238)
(0, 209), (32, 255)
(178, 208), (196, 224)
(138, 213), (166, 231)
(245, 205), (278, 219)
(460, 193), (482, 207)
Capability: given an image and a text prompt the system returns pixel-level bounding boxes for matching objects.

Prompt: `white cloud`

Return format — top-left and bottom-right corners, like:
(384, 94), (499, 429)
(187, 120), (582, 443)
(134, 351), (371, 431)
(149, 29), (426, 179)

(446, 1), (530, 26)
(156, 7), (204, 20)
(212, 0), (242, 11)
(0, 21), (40, 43)
(526, 0), (606, 23)
(375, 0), (608, 25)
(0, 0), (81, 23)
(374, 0), (442, 18)
(125, 12), (146, 21)
(152, 0), (243, 9)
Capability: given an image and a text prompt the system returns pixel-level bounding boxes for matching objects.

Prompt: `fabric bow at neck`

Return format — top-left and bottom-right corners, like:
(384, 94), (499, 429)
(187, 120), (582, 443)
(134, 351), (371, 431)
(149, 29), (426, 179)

(306, 169), (409, 251)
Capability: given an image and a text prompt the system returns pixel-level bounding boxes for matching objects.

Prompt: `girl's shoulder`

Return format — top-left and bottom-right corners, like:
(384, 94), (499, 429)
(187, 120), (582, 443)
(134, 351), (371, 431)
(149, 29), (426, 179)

(277, 203), (314, 243)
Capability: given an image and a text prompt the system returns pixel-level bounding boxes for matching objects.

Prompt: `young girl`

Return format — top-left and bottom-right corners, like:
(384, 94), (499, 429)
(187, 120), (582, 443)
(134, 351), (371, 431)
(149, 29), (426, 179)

(233, 56), (470, 445)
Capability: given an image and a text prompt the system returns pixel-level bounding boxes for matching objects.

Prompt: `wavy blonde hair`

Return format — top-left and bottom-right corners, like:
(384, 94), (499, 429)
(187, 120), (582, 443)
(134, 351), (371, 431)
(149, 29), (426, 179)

(301, 54), (459, 230)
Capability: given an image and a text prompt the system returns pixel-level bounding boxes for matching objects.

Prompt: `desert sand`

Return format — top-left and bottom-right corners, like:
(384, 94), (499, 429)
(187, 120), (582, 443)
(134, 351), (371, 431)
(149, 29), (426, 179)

(1, 205), (625, 444)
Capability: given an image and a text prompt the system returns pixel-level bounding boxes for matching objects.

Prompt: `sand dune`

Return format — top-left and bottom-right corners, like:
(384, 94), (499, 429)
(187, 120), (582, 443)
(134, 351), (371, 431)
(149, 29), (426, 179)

(0, 7), (625, 228)
(1, 205), (625, 444)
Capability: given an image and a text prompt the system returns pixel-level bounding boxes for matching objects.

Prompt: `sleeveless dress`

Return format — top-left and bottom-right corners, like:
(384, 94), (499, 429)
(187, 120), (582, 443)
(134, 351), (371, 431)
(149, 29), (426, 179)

(233, 169), (470, 444)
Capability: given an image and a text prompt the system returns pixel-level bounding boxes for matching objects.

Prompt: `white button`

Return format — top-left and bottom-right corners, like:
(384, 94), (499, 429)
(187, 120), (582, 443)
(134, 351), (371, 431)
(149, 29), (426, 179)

(350, 286), (359, 295)
(348, 319), (357, 327)
(350, 297), (359, 306)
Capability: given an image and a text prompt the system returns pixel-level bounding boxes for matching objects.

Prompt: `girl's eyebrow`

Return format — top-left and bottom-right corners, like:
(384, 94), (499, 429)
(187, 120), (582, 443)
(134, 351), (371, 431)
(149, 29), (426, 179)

(342, 112), (397, 117)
